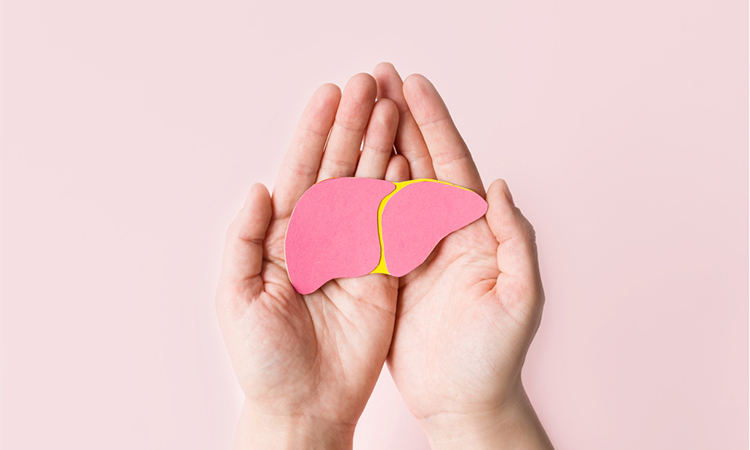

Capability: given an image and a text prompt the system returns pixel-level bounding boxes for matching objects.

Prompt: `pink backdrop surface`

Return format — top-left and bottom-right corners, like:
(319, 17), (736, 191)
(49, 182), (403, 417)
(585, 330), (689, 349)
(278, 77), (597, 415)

(1, 0), (747, 448)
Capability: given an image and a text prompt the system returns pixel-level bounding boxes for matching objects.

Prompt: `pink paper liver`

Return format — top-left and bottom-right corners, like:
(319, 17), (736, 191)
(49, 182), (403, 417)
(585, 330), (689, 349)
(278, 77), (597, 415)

(380, 181), (488, 277)
(285, 178), (487, 294)
(284, 177), (395, 294)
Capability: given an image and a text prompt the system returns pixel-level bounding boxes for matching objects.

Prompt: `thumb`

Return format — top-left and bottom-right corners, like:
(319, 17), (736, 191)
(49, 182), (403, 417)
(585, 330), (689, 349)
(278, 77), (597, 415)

(485, 179), (541, 287)
(218, 183), (273, 300)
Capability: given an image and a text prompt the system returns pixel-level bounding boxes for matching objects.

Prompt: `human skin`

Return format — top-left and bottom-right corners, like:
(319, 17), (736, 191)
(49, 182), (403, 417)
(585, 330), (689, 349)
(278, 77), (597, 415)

(216, 65), (553, 448)
(215, 73), (410, 449)
(372, 62), (553, 449)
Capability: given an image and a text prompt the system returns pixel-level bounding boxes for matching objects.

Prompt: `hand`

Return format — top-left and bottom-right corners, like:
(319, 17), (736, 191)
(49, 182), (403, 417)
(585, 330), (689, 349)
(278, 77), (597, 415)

(215, 73), (409, 449)
(373, 63), (554, 449)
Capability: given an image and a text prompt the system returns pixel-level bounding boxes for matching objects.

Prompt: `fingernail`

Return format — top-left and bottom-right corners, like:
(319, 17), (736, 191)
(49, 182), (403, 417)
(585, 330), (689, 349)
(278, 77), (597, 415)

(502, 183), (515, 205)
(245, 183), (260, 205)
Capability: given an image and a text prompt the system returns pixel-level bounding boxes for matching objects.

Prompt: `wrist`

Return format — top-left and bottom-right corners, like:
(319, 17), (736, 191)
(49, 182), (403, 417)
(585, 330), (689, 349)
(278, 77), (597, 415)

(419, 384), (553, 450)
(234, 400), (356, 450)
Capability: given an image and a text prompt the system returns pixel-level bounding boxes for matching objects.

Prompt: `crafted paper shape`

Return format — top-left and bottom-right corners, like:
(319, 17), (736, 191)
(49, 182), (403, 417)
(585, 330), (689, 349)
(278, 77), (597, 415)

(285, 178), (488, 294)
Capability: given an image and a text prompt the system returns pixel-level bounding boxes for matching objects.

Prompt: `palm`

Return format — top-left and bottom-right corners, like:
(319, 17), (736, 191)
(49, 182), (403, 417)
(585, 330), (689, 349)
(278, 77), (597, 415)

(230, 216), (397, 423)
(391, 218), (540, 419)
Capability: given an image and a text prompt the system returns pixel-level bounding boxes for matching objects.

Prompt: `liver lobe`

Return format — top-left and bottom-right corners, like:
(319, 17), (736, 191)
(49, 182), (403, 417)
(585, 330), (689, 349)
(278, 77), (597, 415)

(285, 178), (394, 295)
(380, 180), (488, 277)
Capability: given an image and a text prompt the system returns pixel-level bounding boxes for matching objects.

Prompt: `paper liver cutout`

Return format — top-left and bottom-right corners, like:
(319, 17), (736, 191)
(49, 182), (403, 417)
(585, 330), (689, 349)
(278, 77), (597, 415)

(285, 177), (488, 294)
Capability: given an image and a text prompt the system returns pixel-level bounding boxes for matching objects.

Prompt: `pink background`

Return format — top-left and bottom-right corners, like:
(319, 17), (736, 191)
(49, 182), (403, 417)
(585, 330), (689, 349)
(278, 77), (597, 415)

(1, 0), (747, 448)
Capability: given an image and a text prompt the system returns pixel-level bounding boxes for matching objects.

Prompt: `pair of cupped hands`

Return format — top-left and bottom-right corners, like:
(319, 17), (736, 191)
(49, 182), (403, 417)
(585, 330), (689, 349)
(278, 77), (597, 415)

(216, 63), (553, 449)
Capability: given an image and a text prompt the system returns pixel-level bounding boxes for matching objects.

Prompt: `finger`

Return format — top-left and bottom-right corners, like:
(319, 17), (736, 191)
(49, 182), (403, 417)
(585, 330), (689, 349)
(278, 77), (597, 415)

(354, 98), (399, 179)
(219, 183), (273, 298)
(486, 179), (540, 285)
(384, 154), (410, 182)
(273, 83), (341, 219)
(317, 73), (377, 181)
(373, 62), (436, 179)
(402, 74), (485, 196)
